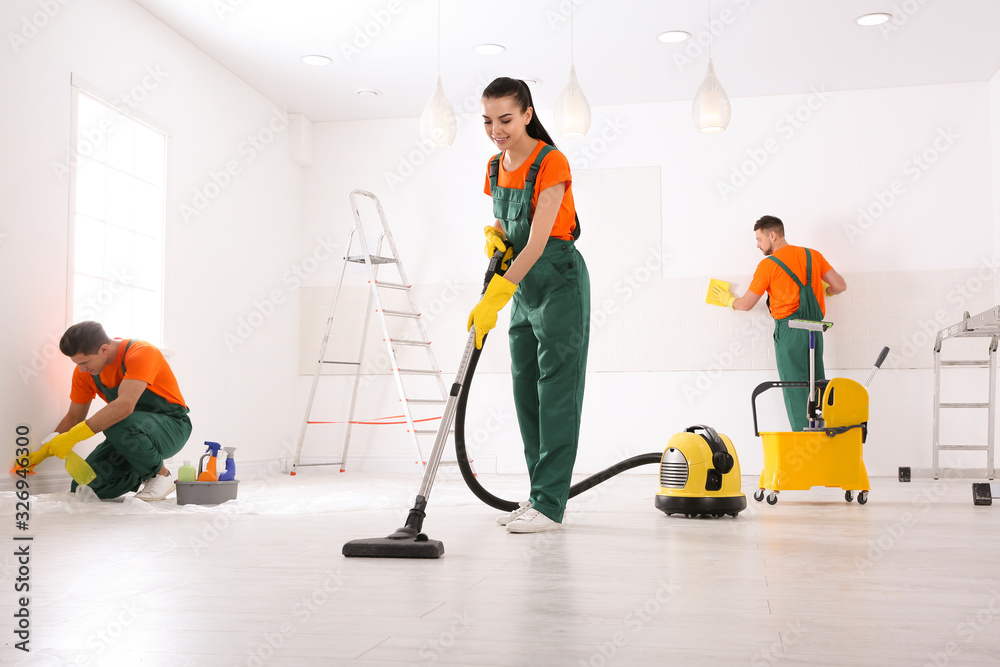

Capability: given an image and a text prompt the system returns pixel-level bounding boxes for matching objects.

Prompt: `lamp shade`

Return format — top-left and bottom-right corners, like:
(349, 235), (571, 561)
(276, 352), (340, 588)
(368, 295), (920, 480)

(692, 58), (731, 133)
(554, 65), (592, 138)
(420, 75), (457, 147)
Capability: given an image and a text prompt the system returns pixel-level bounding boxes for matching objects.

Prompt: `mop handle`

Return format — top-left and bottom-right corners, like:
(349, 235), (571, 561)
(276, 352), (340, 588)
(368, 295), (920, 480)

(863, 346), (890, 387)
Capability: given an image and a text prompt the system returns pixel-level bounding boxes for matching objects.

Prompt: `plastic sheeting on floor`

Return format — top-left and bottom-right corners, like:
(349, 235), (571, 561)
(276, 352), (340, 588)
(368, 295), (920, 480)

(0, 469), (532, 516)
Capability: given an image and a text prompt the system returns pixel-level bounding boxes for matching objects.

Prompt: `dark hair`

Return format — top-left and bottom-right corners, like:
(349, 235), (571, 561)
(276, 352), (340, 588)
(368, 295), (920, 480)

(60, 321), (111, 356)
(482, 77), (558, 149)
(754, 215), (784, 237)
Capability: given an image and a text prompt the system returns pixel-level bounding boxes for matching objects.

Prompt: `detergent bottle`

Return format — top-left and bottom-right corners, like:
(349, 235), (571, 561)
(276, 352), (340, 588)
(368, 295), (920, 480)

(178, 460), (197, 482)
(219, 447), (237, 482)
(197, 441), (222, 481)
(65, 451), (97, 486)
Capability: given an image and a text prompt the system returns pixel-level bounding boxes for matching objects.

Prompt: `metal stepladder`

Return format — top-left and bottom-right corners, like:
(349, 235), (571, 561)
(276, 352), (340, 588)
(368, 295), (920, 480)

(900, 306), (999, 488)
(291, 190), (466, 474)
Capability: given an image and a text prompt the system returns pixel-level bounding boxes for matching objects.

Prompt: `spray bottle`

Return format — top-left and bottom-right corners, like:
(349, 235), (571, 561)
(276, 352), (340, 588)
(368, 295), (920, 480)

(218, 447), (237, 481)
(197, 441), (222, 481)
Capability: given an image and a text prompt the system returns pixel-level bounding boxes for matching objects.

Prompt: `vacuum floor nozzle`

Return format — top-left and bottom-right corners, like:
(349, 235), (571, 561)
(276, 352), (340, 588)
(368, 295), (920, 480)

(342, 531), (444, 559)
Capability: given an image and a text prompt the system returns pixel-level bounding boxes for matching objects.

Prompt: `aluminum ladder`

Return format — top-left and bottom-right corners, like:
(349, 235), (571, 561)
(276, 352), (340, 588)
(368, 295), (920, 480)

(903, 306), (999, 481)
(291, 190), (460, 474)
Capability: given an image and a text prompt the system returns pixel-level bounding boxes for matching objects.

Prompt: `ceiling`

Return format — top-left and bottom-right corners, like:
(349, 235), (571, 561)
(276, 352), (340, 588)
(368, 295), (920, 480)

(130, 0), (1000, 123)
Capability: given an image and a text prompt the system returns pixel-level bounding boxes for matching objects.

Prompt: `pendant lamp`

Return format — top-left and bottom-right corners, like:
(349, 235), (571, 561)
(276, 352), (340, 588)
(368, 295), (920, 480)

(554, 3), (591, 138)
(692, 1), (731, 133)
(419, 0), (456, 147)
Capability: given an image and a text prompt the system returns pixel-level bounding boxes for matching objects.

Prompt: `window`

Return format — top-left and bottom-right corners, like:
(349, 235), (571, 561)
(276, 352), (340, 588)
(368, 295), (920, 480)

(70, 85), (166, 345)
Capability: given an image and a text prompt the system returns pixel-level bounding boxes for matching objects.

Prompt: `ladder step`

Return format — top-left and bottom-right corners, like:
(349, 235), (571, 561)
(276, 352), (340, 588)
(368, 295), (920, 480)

(373, 280), (410, 290)
(941, 360), (991, 367)
(321, 360), (361, 365)
(940, 403), (991, 409)
(404, 398), (447, 404)
(346, 255), (396, 264)
(382, 309), (420, 318)
(396, 368), (441, 376)
(414, 428), (455, 435)
(389, 338), (431, 347)
(938, 445), (990, 451)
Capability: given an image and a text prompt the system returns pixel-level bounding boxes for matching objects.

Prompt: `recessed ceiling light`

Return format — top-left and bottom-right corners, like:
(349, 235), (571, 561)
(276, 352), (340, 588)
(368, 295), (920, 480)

(474, 43), (506, 56)
(657, 30), (691, 43)
(855, 12), (892, 26)
(300, 54), (332, 66)
(355, 88), (381, 97)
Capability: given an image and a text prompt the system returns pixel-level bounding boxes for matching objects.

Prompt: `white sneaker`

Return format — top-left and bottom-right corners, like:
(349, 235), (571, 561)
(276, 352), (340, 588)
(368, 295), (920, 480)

(135, 473), (175, 501)
(506, 508), (561, 533)
(497, 501), (532, 526)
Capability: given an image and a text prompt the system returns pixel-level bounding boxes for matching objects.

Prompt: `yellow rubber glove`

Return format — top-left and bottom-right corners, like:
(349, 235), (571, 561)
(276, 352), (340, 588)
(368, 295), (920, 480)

(823, 280), (832, 296)
(467, 274), (517, 349)
(484, 226), (514, 271)
(47, 421), (96, 460)
(711, 284), (737, 309)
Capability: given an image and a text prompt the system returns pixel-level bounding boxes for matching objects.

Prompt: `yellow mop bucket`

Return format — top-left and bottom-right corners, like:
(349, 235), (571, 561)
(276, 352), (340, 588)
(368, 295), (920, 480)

(750, 345), (888, 505)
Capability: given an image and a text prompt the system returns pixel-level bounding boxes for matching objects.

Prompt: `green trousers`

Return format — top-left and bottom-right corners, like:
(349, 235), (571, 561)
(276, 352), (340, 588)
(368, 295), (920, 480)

(70, 411), (192, 499)
(774, 318), (825, 432)
(509, 239), (590, 522)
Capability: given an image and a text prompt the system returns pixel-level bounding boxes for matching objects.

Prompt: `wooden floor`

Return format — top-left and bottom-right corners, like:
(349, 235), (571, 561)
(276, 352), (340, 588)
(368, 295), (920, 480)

(3, 470), (999, 666)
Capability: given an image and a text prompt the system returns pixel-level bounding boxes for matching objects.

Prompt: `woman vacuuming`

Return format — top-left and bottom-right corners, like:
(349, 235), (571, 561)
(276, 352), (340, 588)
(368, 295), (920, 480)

(468, 77), (591, 534)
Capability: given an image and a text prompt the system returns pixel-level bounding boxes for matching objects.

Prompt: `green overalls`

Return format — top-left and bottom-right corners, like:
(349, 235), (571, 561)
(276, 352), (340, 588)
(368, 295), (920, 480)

(768, 249), (825, 432)
(70, 341), (192, 499)
(489, 145), (590, 523)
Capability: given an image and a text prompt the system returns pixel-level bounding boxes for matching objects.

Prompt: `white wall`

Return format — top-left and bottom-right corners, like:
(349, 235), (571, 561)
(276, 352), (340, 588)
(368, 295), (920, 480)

(1, 0), (304, 489)
(300, 80), (998, 479)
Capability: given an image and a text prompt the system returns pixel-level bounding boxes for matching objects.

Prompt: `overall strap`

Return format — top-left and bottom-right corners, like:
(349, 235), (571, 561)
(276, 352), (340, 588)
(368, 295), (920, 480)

(120, 340), (135, 374)
(524, 144), (554, 193)
(767, 255), (804, 288)
(488, 152), (502, 193)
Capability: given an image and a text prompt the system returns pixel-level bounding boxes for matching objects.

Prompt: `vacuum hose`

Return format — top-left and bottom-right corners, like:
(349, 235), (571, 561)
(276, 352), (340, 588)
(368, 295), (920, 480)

(453, 255), (662, 512)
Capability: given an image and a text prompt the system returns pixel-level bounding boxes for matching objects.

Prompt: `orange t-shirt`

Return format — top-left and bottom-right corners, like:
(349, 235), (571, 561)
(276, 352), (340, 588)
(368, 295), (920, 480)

(70, 338), (187, 408)
(483, 141), (576, 241)
(748, 245), (832, 320)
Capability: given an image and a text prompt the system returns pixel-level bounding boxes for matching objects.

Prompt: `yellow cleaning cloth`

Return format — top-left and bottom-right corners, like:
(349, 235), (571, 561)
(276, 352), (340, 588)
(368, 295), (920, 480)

(705, 278), (731, 307)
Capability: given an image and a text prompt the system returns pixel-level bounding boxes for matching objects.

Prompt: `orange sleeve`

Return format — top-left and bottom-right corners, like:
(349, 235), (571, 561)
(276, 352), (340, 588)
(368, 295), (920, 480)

(534, 149), (576, 240)
(123, 342), (163, 385)
(748, 259), (775, 296)
(69, 369), (98, 404)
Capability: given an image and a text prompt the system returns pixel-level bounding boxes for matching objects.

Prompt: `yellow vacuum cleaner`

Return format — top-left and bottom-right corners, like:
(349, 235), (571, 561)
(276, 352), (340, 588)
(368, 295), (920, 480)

(656, 424), (747, 518)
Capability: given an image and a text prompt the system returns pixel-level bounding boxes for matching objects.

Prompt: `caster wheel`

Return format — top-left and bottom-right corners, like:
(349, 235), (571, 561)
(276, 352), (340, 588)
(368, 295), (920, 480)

(845, 490), (854, 502)
(729, 513), (739, 518)
(753, 489), (765, 502)
(766, 492), (778, 505)
(858, 491), (868, 505)
(712, 513), (723, 519)
(685, 513), (696, 519)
